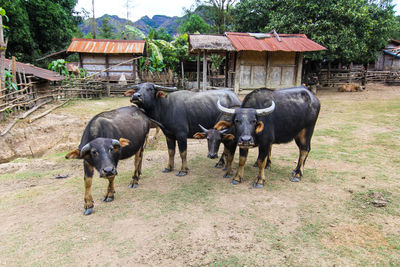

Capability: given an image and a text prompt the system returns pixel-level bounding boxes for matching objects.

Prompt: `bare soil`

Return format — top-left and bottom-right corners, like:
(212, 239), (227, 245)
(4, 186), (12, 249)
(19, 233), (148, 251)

(0, 84), (400, 266)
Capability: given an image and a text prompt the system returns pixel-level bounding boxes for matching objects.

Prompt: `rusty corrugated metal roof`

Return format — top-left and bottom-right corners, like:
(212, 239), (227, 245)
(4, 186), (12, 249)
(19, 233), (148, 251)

(67, 38), (145, 54)
(226, 32), (326, 52)
(4, 59), (67, 81)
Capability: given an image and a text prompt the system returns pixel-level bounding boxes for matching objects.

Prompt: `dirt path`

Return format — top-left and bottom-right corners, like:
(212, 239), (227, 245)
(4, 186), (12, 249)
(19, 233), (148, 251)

(0, 84), (400, 266)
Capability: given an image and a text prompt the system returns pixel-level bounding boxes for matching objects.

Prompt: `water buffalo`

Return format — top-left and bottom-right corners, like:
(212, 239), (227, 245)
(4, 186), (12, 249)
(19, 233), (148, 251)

(127, 83), (241, 176)
(216, 86), (320, 188)
(65, 106), (150, 215)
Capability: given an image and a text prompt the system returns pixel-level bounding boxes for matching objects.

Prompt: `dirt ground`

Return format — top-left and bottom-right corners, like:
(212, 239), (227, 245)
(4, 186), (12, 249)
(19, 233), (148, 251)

(0, 84), (400, 266)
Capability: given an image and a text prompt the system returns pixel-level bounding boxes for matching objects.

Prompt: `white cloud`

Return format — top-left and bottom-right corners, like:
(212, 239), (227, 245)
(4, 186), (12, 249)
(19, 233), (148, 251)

(75, 0), (194, 21)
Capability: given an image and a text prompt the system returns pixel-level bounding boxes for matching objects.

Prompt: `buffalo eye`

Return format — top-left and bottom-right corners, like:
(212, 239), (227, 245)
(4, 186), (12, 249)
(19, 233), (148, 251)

(234, 119), (240, 124)
(251, 119), (257, 124)
(91, 150), (98, 157)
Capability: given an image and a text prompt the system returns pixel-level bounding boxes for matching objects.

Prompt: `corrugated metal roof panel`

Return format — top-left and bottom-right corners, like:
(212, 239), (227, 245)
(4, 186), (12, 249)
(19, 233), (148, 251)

(67, 38), (145, 54)
(4, 59), (67, 81)
(225, 32), (326, 52)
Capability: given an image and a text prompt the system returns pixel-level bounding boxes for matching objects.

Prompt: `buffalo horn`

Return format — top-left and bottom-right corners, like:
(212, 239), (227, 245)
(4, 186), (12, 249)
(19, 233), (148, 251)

(80, 143), (91, 157)
(154, 84), (178, 92)
(111, 139), (121, 147)
(217, 99), (235, 115)
(256, 101), (276, 116)
(198, 124), (208, 133)
(220, 128), (229, 134)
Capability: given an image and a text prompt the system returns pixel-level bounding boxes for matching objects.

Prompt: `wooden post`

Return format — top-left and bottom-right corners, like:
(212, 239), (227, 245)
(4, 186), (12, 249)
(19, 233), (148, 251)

(225, 52), (229, 87)
(197, 52), (200, 90)
(181, 61), (184, 89)
(11, 56), (17, 85)
(203, 50), (207, 91)
(132, 55), (137, 82)
(0, 13), (6, 100)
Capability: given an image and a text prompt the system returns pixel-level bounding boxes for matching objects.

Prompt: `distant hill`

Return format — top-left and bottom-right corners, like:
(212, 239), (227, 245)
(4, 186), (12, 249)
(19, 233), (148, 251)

(78, 14), (182, 38)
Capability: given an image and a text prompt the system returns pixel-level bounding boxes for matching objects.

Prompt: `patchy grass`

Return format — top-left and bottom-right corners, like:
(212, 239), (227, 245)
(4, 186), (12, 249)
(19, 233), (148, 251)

(1, 86), (400, 266)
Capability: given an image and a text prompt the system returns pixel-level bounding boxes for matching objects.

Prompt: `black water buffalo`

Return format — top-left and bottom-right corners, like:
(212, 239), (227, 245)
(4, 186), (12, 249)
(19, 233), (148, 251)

(193, 114), (237, 177)
(216, 86), (320, 188)
(65, 106), (150, 215)
(128, 83), (241, 176)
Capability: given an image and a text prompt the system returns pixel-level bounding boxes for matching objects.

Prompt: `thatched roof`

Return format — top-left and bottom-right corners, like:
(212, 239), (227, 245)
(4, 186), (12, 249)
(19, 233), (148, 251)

(188, 34), (236, 54)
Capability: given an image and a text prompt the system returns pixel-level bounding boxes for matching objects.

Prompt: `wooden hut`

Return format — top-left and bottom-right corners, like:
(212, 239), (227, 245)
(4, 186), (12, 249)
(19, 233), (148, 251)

(4, 58), (67, 94)
(189, 32), (326, 94)
(67, 38), (145, 82)
(375, 39), (400, 71)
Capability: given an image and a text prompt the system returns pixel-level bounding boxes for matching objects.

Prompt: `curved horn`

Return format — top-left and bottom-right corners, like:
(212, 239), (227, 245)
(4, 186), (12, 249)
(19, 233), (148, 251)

(154, 84), (178, 92)
(111, 139), (121, 147)
(217, 99), (235, 115)
(256, 101), (276, 116)
(80, 143), (91, 157)
(198, 124), (209, 133)
(220, 128), (229, 134)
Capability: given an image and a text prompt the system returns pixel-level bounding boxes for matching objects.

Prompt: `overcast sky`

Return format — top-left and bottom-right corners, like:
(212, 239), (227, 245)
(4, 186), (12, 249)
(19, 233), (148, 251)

(75, 0), (400, 22)
(74, 0), (195, 21)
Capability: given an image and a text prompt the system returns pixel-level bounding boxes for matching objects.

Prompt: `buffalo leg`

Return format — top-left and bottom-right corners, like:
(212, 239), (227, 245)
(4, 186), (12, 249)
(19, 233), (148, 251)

(223, 143), (236, 178)
(291, 128), (313, 182)
(253, 144), (272, 169)
(163, 137), (175, 172)
(83, 161), (94, 215)
(215, 146), (227, 168)
(102, 176), (115, 202)
(129, 147), (143, 188)
(176, 135), (189, 176)
(253, 146), (269, 188)
(232, 148), (248, 185)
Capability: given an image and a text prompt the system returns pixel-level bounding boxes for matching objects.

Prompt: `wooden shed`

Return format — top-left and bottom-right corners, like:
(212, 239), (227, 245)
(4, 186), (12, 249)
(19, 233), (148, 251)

(189, 32), (326, 94)
(375, 39), (400, 71)
(67, 38), (145, 82)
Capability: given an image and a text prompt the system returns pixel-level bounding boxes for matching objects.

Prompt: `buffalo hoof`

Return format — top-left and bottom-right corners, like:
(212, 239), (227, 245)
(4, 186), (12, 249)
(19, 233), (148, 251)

(223, 173), (232, 178)
(252, 183), (264, 189)
(83, 208), (93, 216)
(290, 177), (301, 182)
(231, 179), (240, 185)
(129, 183), (138, 189)
(176, 171), (188, 176)
(265, 165), (271, 170)
(223, 167), (227, 171)
(214, 163), (223, 168)
(253, 162), (258, 167)
(162, 168), (173, 173)
(102, 196), (114, 202)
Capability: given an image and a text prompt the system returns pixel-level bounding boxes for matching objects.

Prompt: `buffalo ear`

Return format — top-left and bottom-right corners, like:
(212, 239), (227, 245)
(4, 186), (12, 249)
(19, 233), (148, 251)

(214, 121), (232, 131)
(193, 132), (207, 139)
(124, 89), (136, 97)
(119, 138), (130, 147)
(222, 134), (235, 141)
(156, 91), (167, 98)
(255, 121), (264, 134)
(65, 149), (80, 159)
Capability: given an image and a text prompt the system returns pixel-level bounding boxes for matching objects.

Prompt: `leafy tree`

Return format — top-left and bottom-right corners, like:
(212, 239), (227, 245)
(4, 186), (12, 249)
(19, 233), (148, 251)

(194, 0), (237, 33)
(0, 0), (80, 63)
(232, 0), (399, 64)
(98, 17), (115, 39)
(179, 14), (211, 34)
(232, 0), (280, 32)
(154, 28), (173, 42)
(48, 59), (69, 76)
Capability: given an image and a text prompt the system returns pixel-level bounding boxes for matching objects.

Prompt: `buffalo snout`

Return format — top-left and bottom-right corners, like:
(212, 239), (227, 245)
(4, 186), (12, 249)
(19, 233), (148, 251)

(208, 153), (218, 159)
(131, 93), (142, 103)
(101, 166), (117, 177)
(238, 135), (255, 147)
